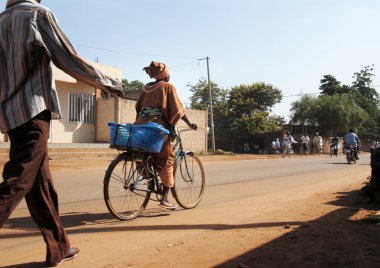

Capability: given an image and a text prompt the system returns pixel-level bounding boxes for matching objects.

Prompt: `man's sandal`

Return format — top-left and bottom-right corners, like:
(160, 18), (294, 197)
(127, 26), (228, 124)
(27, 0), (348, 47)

(45, 247), (80, 267)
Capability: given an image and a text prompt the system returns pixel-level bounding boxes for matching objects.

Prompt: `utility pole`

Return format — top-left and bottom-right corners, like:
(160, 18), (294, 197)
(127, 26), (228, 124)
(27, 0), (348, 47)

(198, 57), (215, 152)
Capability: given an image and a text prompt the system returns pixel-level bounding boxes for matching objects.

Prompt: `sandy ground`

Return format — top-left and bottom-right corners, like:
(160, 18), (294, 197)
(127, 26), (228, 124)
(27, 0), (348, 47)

(1, 154), (380, 268)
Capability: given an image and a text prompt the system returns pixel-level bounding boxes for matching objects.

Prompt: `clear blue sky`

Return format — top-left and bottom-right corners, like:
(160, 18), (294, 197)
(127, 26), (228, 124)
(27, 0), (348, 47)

(2, 0), (380, 120)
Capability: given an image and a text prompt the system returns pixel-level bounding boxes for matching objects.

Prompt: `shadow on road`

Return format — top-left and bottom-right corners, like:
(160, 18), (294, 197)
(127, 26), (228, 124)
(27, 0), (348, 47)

(3, 190), (380, 267)
(215, 190), (380, 268)
(2, 262), (43, 268)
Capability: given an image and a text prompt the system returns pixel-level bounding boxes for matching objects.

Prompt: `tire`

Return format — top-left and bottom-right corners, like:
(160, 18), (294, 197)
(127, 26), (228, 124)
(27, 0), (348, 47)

(346, 155), (351, 164)
(172, 153), (205, 209)
(103, 153), (153, 220)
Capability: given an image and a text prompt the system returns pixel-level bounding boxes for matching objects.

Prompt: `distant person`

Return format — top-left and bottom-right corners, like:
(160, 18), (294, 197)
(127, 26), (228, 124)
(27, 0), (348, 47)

(344, 129), (359, 160)
(300, 133), (310, 154)
(0, 0), (123, 267)
(283, 132), (296, 158)
(275, 138), (281, 152)
(244, 142), (250, 153)
(313, 132), (323, 155)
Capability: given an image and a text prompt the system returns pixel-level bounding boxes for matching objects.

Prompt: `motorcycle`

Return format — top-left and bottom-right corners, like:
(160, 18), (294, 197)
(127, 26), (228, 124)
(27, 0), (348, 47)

(330, 143), (338, 157)
(345, 145), (356, 164)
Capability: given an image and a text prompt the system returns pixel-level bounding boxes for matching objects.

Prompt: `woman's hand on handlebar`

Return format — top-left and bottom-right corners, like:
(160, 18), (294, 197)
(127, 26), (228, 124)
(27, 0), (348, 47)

(189, 123), (198, 131)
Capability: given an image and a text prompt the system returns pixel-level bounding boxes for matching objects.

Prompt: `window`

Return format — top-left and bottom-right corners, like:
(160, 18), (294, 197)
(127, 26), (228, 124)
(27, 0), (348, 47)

(68, 92), (95, 124)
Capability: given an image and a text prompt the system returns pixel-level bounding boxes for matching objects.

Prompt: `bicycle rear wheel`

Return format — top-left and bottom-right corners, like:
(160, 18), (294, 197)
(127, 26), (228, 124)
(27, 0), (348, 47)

(172, 152), (205, 209)
(103, 153), (153, 220)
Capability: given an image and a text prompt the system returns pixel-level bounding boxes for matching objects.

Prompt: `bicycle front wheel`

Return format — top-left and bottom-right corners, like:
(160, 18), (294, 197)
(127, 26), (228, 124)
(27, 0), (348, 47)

(172, 153), (205, 209)
(103, 153), (152, 220)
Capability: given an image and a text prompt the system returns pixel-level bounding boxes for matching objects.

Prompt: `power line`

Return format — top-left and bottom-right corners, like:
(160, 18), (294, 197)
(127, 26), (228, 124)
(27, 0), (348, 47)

(283, 93), (320, 98)
(76, 44), (195, 60)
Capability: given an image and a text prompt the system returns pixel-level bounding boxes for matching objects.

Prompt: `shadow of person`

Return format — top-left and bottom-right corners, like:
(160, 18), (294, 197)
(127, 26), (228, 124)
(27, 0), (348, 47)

(1, 262), (43, 268)
(215, 189), (380, 268)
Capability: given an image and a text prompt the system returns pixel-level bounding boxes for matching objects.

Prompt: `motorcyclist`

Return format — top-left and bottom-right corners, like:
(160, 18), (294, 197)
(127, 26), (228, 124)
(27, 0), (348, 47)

(344, 129), (359, 160)
(330, 134), (339, 155)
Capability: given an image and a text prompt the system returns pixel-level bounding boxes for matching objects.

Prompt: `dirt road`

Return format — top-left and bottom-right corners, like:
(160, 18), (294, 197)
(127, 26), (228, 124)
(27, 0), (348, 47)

(1, 154), (380, 268)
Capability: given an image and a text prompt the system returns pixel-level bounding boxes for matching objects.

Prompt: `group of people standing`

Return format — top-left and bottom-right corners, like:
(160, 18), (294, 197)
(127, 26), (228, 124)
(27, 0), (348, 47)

(276, 132), (323, 157)
(281, 130), (360, 159)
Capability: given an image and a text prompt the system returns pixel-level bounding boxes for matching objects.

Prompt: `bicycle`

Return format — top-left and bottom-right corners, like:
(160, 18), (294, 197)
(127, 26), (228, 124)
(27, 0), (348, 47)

(300, 143), (308, 157)
(312, 143), (321, 156)
(103, 128), (205, 220)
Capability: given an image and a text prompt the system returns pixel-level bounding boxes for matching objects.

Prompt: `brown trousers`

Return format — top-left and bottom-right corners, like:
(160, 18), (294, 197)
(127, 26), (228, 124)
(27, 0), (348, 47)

(156, 135), (175, 188)
(0, 111), (69, 264)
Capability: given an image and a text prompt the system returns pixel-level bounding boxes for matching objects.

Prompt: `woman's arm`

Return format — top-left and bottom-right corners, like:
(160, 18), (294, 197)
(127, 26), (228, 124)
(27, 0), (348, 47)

(181, 115), (198, 130)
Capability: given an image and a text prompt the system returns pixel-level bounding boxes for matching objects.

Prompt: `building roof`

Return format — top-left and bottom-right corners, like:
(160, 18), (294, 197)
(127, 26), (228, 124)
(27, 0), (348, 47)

(53, 62), (123, 83)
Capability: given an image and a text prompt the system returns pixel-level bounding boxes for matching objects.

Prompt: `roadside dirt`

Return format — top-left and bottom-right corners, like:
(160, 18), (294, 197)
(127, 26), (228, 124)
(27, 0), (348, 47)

(1, 154), (380, 268)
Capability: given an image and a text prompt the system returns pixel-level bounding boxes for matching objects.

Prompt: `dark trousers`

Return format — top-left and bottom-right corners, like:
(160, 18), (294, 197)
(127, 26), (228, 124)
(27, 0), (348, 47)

(0, 111), (69, 264)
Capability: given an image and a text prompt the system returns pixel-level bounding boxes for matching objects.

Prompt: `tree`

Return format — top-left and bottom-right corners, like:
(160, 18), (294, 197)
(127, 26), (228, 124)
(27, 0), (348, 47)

(351, 65), (379, 109)
(319, 75), (342, 96)
(290, 94), (318, 127)
(314, 94), (368, 136)
(188, 79), (230, 147)
(228, 82), (282, 117)
(319, 75), (353, 96)
(290, 94), (368, 136)
(227, 82), (284, 138)
(315, 66), (380, 138)
(122, 79), (144, 92)
(351, 65), (380, 139)
(188, 78), (228, 111)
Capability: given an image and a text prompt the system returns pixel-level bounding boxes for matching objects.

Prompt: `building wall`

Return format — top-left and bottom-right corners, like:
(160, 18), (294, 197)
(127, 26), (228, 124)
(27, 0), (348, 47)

(175, 109), (208, 153)
(95, 98), (208, 153)
(51, 81), (97, 143)
(51, 62), (122, 143)
(96, 97), (116, 142)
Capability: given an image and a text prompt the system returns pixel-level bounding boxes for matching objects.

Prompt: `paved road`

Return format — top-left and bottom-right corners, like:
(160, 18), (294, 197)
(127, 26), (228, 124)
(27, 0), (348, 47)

(12, 153), (370, 208)
(1, 153), (371, 267)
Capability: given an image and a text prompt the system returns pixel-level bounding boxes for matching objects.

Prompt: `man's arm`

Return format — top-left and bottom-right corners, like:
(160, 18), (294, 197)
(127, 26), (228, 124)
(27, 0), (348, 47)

(36, 10), (123, 98)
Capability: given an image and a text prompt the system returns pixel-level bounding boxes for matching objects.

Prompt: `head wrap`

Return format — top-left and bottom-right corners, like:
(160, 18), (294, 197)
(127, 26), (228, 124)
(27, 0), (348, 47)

(6, 0), (39, 8)
(143, 61), (169, 80)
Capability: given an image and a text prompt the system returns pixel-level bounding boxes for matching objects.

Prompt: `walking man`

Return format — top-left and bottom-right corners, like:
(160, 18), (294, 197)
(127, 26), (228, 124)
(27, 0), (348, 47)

(0, 0), (123, 266)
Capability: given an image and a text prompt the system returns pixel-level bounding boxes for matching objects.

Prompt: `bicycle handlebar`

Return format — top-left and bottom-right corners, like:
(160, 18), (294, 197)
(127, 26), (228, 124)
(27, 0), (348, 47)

(178, 128), (194, 133)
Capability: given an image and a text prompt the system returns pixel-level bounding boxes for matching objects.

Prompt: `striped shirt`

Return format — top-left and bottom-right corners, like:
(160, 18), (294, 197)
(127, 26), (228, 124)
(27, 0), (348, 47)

(0, 0), (123, 133)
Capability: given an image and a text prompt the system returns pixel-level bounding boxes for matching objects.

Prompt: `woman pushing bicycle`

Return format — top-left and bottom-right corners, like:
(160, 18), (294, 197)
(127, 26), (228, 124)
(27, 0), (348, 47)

(134, 61), (198, 210)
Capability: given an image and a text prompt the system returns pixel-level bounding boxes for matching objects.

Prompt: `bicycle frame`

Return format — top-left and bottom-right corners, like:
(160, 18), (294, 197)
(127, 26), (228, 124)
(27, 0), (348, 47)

(172, 129), (194, 180)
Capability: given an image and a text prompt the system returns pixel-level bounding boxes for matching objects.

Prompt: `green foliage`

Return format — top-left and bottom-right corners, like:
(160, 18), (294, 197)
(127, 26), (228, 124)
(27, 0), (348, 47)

(314, 94), (368, 136)
(292, 65), (380, 138)
(319, 75), (342, 96)
(188, 78), (228, 111)
(188, 80), (284, 150)
(228, 82), (282, 117)
(290, 95), (318, 126)
(290, 94), (367, 136)
(351, 65), (379, 110)
(122, 79), (144, 91)
(227, 83), (283, 138)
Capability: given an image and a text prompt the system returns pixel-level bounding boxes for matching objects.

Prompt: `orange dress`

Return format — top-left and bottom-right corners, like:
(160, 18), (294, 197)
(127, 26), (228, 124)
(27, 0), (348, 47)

(134, 81), (186, 187)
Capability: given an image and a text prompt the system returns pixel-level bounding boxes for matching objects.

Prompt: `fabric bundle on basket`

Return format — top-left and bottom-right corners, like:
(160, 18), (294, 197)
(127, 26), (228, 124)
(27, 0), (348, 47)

(108, 122), (169, 153)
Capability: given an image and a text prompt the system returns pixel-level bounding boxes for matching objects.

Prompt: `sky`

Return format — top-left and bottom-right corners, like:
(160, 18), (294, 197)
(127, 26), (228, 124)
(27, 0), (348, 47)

(1, 0), (380, 121)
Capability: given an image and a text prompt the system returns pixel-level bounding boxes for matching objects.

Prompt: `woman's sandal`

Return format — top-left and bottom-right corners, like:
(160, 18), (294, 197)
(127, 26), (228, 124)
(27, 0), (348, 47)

(45, 247), (80, 267)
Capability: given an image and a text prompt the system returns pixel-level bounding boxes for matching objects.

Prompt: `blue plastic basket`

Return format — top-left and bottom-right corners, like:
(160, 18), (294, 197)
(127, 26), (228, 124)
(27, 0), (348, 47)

(108, 122), (170, 153)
